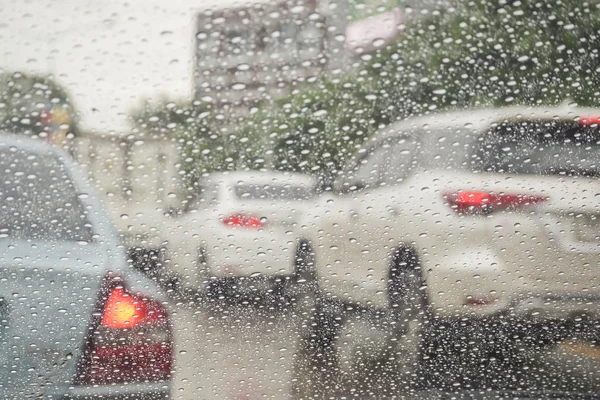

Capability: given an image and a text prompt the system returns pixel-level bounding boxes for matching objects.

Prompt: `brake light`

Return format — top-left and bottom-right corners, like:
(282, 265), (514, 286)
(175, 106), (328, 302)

(101, 287), (167, 329)
(464, 296), (496, 306)
(579, 116), (600, 126)
(223, 214), (263, 229)
(445, 191), (547, 214)
(76, 274), (173, 385)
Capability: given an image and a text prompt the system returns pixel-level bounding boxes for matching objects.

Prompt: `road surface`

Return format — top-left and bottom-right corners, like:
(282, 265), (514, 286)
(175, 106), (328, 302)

(169, 295), (600, 399)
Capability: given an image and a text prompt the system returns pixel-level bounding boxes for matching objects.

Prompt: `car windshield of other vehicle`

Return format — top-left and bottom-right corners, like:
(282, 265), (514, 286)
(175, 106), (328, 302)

(337, 135), (419, 192)
(234, 183), (314, 201)
(0, 147), (92, 242)
(472, 119), (600, 177)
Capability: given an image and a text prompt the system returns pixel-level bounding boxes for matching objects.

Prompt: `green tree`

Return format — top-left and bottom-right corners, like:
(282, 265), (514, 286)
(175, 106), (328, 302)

(0, 71), (79, 141)
(240, 77), (386, 186)
(373, 0), (600, 114)
(236, 0), (600, 184)
(174, 0), (600, 186)
(131, 98), (270, 194)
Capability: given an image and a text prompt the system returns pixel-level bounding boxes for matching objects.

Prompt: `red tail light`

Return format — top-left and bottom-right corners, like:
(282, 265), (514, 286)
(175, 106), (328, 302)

(76, 274), (173, 386)
(445, 191), (547, 214)
(223, 214), (263, 229)
(101, 287), (168, 329)
(579, 116), (600, 126)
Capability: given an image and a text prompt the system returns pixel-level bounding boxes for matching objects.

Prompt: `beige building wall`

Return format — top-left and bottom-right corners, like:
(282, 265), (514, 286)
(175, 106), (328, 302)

(72, 132), (180, 249)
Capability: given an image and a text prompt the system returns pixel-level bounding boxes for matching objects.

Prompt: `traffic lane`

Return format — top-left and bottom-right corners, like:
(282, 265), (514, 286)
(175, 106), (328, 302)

(290, 319), (600, 398)
(169, 293), (600, 399)
(520, 340), (600, 392)
(171, 296), (312, 400)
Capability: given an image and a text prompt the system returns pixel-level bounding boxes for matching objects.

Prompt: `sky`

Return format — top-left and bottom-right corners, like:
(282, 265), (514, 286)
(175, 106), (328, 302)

(0, 0), (432, 134)
(0, 0), (237, 133)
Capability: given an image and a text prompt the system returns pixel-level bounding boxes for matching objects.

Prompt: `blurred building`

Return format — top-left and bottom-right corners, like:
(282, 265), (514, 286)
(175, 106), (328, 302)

(194, 0), (350, 122)
(72, 131), (180, 271)
(192, 0), (448, 122)
(344, 2), (404, 55)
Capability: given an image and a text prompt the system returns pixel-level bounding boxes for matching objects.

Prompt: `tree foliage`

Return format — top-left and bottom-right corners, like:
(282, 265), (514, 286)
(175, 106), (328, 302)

(0, 71), (79, 139)
(168, 0), (600, 185)
(130, 98), (270, 193)
(374, 0), (600, 113)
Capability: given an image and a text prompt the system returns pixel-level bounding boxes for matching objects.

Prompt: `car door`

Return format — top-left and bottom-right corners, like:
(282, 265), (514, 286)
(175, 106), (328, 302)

(319, 135), (420, 308)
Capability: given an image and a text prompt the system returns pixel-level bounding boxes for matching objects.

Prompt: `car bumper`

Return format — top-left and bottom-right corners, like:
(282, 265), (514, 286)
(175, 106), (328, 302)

(405, 390), (599, 399)
(430, 281), (600, 321)
(205, 230), (297, 278)
(204, 274), (296, 299)
(424, 243), (600, 320)
(510, 295), (600, 321)
(63, 382), (170, 400)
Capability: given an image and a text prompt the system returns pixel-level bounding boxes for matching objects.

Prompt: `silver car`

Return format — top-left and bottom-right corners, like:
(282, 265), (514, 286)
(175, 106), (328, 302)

(0, 135), (173, 399)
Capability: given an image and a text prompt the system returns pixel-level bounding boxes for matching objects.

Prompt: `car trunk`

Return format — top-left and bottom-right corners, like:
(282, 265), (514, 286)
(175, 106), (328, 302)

(220, 200), (310, 232)
(461, 118), (600, 297)
(0, 240), (108, 399)
(439, 169), (600, 298)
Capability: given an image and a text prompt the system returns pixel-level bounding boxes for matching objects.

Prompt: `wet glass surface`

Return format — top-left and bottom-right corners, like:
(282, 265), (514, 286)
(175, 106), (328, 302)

(1, 0), (600, 399)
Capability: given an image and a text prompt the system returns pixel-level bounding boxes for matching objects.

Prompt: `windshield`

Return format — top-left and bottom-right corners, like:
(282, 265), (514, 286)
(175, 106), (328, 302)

(3, 0), (600, 398)
(234, 183), (314, 201)
(335, 136), (419, 192)
(0, 147), (92, 241)
(472, 120), (600, 176)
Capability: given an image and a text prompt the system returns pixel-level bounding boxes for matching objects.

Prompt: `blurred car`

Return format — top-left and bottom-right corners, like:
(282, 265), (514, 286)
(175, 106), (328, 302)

(0, 136), (173, 399)
(296, 106), (600, 377)
(164, 171), (317, 301)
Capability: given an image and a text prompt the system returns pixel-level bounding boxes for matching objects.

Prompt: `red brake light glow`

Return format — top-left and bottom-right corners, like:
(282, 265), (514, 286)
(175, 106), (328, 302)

(101, 287), (142, 329)
(579, 116), (600, 126)
(223, 214), (263, 229)
(464, 296), (497, 307)
(445, 191), (547, 214)
(456, 191), (491, 208)
(76, 275), (173, 386)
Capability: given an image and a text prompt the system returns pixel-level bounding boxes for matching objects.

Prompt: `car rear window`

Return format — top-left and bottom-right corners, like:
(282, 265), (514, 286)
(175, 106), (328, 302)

(470, 119), (600, 176)
(0, 147), (93, 242)
(234, 183), (314, 201)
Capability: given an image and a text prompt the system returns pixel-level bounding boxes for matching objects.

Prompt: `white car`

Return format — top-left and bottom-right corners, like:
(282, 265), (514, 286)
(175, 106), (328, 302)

(296, 106), (600, 378)
(164, 171), (316, 301)
(0, 135), (173, 399)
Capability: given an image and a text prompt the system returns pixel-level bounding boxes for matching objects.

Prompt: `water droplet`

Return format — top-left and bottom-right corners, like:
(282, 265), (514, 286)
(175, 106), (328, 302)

(372, 38), (386, 47)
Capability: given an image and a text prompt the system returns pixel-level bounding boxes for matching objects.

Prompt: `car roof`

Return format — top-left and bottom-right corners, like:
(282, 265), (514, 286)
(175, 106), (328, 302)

(376, 105), (600, 142)
(199, 0), (273, 12)
(0, 134), (69, 157)
(0, 133), (119, 242)
(202, 171), (316, 187)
